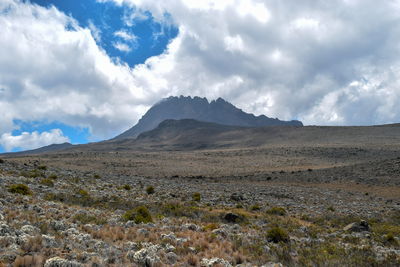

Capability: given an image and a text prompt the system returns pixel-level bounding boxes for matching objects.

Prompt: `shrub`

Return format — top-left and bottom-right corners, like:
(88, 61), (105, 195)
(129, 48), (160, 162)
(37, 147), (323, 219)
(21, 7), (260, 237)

(385, 233), (397, 245)
(122, 206), (153, 224)
(73, 213), (107, 225)
(192, 192), (201, 202)
(267, 226), (289, 243)
(0, 159), (4, 164)
(250, 204), (261, 211)
(327, 206), (335, 212)
(20, 169), (44, 178)
(12, 254), (43, 267)
(39, 178), (54, 187)
(76, 189), (89, 197)
(48, 174), (58, 180)
(266, 207), (287, 216)
(146, 186), (155, 194)
(122, 184), (131, 191)
(93, 174), (101, 179)
(8, 184), (31, 195)
(44, 193), (57, 201)
(203, 223), (219, 231)
(187, 254), (199, 266)
(37, 165), (47, 170)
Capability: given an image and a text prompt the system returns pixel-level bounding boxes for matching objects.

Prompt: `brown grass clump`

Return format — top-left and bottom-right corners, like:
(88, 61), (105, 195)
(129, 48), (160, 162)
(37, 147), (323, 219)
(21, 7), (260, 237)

(12, 255), (43, 267)
(266, 207), (287, 216)
(186, 254), (200, 266)
(21, 235), (43, 253)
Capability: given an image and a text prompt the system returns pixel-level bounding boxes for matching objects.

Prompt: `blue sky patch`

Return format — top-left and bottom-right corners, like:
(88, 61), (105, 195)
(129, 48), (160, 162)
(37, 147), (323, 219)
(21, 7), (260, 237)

(27, 0), (178, 67)
(0, 120), (91, 153)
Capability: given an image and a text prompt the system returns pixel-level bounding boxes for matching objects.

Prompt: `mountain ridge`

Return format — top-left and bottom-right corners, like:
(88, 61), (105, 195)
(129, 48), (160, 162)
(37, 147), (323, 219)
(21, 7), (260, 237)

(114, 96), (303, 139)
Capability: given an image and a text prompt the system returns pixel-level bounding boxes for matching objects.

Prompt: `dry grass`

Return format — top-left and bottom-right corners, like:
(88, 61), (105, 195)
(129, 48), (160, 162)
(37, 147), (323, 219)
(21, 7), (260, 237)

(12, 255), (43, 267)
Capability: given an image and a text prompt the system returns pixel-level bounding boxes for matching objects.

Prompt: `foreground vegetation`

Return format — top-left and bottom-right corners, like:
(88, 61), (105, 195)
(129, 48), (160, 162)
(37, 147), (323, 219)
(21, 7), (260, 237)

(0, 157), (399, 266)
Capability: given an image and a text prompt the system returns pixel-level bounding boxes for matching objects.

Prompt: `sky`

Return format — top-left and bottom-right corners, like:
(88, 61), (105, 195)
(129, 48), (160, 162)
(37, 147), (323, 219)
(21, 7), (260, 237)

(1, 0), (400, 152)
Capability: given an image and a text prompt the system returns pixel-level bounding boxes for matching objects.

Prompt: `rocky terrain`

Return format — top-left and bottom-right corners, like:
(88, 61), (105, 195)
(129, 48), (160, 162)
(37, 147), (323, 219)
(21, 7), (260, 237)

(1, 127), (400, 266)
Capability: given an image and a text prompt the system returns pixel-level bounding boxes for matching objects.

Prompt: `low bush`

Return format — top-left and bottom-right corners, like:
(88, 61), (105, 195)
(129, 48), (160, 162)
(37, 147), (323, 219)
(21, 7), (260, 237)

(384, 233), (398, 245)
(20, 169), (44, 178)
(39, 178), (54, 187)
(266, 207), (287, 216)
(192, 192), (201, 202)
(122, 184), (131, 191)
(267, 226), (289, 243)
(76, 189), (90, 197)
(250, 204), (261, 211)
(8, 184), (32, 195)
(73, 213), (107, 225)
(146, 185), (155, 194)
(48, 173), (58, 180)
(122, 206), (153, 224)
(37, 165), (47, 170)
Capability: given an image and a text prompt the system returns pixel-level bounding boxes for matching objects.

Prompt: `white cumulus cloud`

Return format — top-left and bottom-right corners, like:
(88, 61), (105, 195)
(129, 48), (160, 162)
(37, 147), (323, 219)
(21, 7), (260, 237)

(0, 129), (70, 152)
(113, 41), (132, 52)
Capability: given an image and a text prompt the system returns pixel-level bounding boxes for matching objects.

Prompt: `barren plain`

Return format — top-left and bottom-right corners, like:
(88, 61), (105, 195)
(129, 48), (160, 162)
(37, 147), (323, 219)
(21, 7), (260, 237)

(0, 124), (399, 266)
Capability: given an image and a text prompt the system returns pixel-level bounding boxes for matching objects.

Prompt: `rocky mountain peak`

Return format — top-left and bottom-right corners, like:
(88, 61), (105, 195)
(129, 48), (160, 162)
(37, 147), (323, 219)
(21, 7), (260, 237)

(114, 96), (303, 139)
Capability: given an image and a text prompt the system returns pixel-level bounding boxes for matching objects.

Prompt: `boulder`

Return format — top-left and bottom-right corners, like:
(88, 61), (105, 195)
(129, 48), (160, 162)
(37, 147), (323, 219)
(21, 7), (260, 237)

(44, 257), (83, 267)
(166, 252), (178, 264)
(201, 257), (232, 267)
(230, 193), (244, 201)
(343, 220), (370, 232)
(127, 244), (161, 267)
(224, 213), (240, 223)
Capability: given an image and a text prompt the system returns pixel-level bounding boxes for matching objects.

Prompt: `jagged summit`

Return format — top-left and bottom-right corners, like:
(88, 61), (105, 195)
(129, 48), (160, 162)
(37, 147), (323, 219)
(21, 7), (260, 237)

(114, 96), (303, 139)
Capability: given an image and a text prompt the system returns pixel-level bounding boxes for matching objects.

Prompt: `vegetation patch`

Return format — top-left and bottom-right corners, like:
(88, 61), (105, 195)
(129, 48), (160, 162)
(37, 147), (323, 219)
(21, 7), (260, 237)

(192, 192), (201, 202)
(146, 185), (155, 194)
(39, 178), (54, 187)
(73, 213), (107, 225)
(122, 206), (153, 224)
(122, 184), (131, 190)
(8, 184), (32, 195)
(20, 169), (45, 179)
(266, 226), (289, 243)
(266, 207), (287, 216)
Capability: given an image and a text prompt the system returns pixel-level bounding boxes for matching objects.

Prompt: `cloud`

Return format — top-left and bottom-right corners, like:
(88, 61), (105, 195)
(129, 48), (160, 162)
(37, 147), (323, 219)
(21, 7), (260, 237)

(2, 0), (400, 149)
(0, 129), (70, 152)
(113, 41), (132, 52)
(88, 20), (102, 42)
(113, 29), (138, 52)
(114, 30), (137, 41)
(104, 0), (400, 125)
(0, 0), (150, 140)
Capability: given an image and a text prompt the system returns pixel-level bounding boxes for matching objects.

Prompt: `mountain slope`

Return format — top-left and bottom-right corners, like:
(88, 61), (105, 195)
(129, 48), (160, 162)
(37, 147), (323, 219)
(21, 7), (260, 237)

(114, 96), (303, 139)
(82, 119), (400, 152)
(1, 142), (73, 156)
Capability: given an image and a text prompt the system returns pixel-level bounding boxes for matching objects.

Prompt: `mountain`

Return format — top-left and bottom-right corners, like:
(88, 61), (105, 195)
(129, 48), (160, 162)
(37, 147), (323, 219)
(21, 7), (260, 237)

(84, 119), (400, 152)
(1, 142), (73, 156)
(114, 96), (303, 139)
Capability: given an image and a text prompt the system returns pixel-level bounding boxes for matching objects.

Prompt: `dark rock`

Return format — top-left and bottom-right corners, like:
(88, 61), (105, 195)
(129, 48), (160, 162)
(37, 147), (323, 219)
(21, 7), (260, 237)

(224, 213), (240, 223)
(343, 220), (370, 232)
(230, 193), (244, 201)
